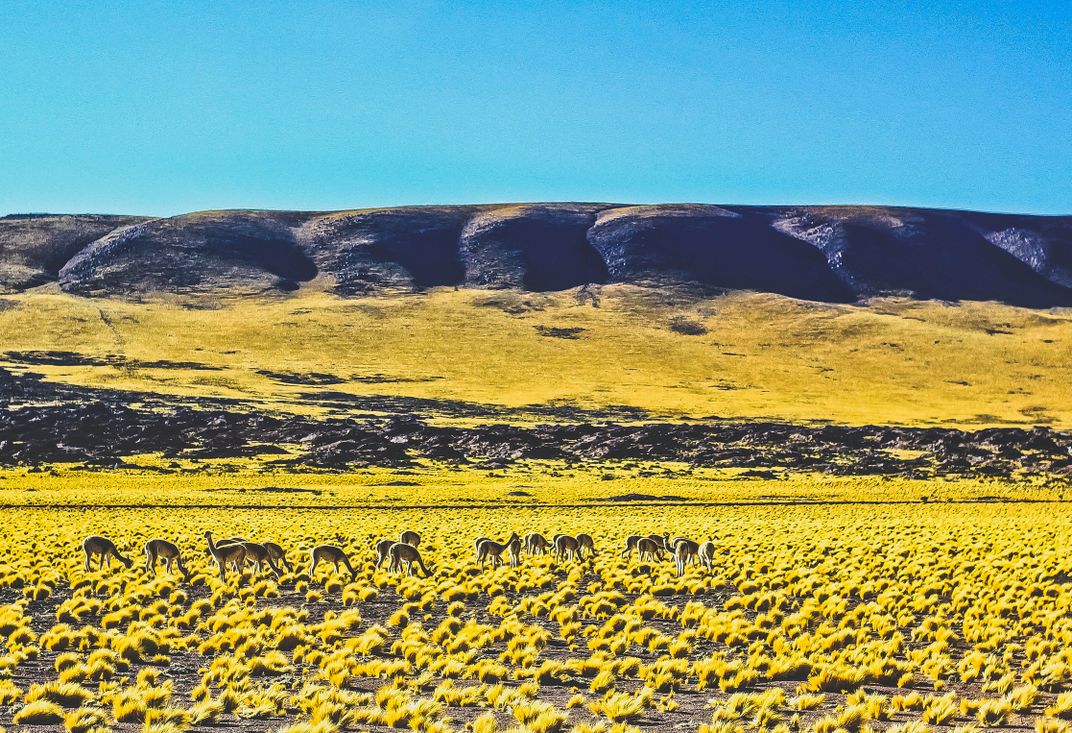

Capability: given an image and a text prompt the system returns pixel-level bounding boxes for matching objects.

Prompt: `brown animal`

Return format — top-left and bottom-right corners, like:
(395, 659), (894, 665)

(673, 538), (700, 576)
(237, 541), (282, 577)
(576, 533), (597, 559)
(698, 541), (716, 570)
(309, 545), (357, 580)
(400, 530), (420, 547)
(82, 536), (132, 571)
(620, 535), (644, 559)
(264, 542), (292, 572)
(204, 531), (246, 580)
(553, 534), (580, 561)
(375, 538), (395, 568)
(524, 532), (550, 555)
(477, 532), (520, 568)
(637, 537), (664, 562)
(144, 539), (190, 579)
(388, 542), (432, 576)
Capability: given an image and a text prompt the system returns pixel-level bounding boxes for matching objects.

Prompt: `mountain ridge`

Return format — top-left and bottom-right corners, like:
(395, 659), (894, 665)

(2, 204), (1071, 306)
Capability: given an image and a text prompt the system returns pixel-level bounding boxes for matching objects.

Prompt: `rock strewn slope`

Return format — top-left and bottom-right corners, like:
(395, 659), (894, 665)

(2, 205), (1070, 305)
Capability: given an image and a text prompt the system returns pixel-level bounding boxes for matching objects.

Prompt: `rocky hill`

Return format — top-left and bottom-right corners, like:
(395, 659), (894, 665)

(2, 204), (1071, 306)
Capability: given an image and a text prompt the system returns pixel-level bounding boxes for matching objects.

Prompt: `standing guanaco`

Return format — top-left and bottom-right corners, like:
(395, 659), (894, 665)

(236, 541), (282, 577)
(309, 545), (357, 580)
(524, 532), (550, 555)
(263, 542), (292, 572)
(374, 539), (395, 568)
(144, 539), (190, 580)
(637, 537), (664, 561)
(506, 534), (523, 568)
(672, 538), (700, 576)
(698, 541), (716, 570)
(204, 531), (246, 580)
(576, 533), (597, 559)
(82, 536), (132, 572)
(553, 534), (580, 561)
(620, 535), (644, 559)
(388, 542), (432, 576)
(400, 530), (420, 547)
(476, 532), (520, 568)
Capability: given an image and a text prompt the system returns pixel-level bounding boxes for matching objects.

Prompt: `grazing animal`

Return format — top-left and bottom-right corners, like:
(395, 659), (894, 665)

(388, 542), (432, 576)
(400, 530), (420, 547)
(506, 534), (523, 567)
(672, 538), (700, 576)
(82, 536), (132, 571)
(144, 539), (190, 579)
(554, 534), (581, 561)
(237, 541), (282, 577)
(264, 541), (292, 572)
(206, 537), (247, 570)
(524, 532), (550, 555)
(576, 533), (597, 559)
(476, 532), (520, 568)
(620, 535), (644, 559)
(375, 538), (395, 568)
(309, 545), (357, 580)
(204, 531), (246, 580)
(698, 541), (716, 570)
(637, 537), (664, 562)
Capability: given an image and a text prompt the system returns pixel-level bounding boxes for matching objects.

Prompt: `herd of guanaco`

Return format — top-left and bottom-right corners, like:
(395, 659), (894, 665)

(81, 529), (715, 581)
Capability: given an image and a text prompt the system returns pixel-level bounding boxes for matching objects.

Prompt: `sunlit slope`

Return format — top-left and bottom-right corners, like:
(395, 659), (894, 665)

(1, 285), (1069, 428)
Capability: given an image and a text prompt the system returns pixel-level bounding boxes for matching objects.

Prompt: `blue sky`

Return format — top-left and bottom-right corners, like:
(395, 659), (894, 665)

(1, 1), (1069, 216)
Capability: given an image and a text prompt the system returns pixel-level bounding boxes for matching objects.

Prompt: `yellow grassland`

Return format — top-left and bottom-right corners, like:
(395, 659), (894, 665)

(0, 496), (1069, 731)
(0, 286), (1069, 427)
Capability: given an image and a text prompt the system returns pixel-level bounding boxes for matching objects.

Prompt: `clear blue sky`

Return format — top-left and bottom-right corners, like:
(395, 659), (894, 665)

(1, 1), (1069, 216)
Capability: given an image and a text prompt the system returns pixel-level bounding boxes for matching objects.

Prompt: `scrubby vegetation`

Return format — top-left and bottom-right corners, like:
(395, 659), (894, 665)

(0, 490), (1069, 731)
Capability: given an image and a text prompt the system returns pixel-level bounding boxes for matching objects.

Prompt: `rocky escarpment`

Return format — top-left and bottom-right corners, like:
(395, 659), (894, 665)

(2, 204), (1071, 306)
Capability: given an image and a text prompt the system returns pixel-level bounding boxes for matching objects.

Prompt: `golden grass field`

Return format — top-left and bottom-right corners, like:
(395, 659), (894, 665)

(0, 286), (1070, 732)
(0, 286), (1070, 427)
(0, 489), (1070, 733)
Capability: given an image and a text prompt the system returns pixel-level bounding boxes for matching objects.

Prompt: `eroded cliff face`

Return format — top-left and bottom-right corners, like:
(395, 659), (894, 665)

(1, 204), (1070, 306)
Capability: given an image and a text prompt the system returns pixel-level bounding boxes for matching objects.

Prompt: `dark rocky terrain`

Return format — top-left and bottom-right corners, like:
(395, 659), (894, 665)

(2, 204), (1071, 305)
(2, 368), (1069, 482)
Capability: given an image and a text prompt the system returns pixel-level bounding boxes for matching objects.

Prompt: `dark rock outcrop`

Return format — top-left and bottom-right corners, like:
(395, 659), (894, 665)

(58, 211), (317, 296)
(1, 204), (1069, 306)
(0, 214), (146, 292)
(460, 204), (608, 290)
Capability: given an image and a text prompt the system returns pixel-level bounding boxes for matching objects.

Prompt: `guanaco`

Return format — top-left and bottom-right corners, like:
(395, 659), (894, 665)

(400, 530), (420, 547)
(637, 537), (664, 561)
(698, 541), (716, 570)
(673, 538), (700, 576)
(554, 534), (580, 561)
(309, 545), (357, 580)
(506, 534), (523, 567)
(374, 538), (396, 568)
(144, 539), (190, 579)
(524, 532), (550, 555)
(263, 542), (292, 572)
(82, 536), (132, 571)
(476, 532), (520, 568)
(236, 541), (282, 577)
(620, 535), (644, 559)
(388, 542), (432, 576)
(205, 537), (246, 570)
(204, 531), (246, 580)
(576, 533), (596, 559)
